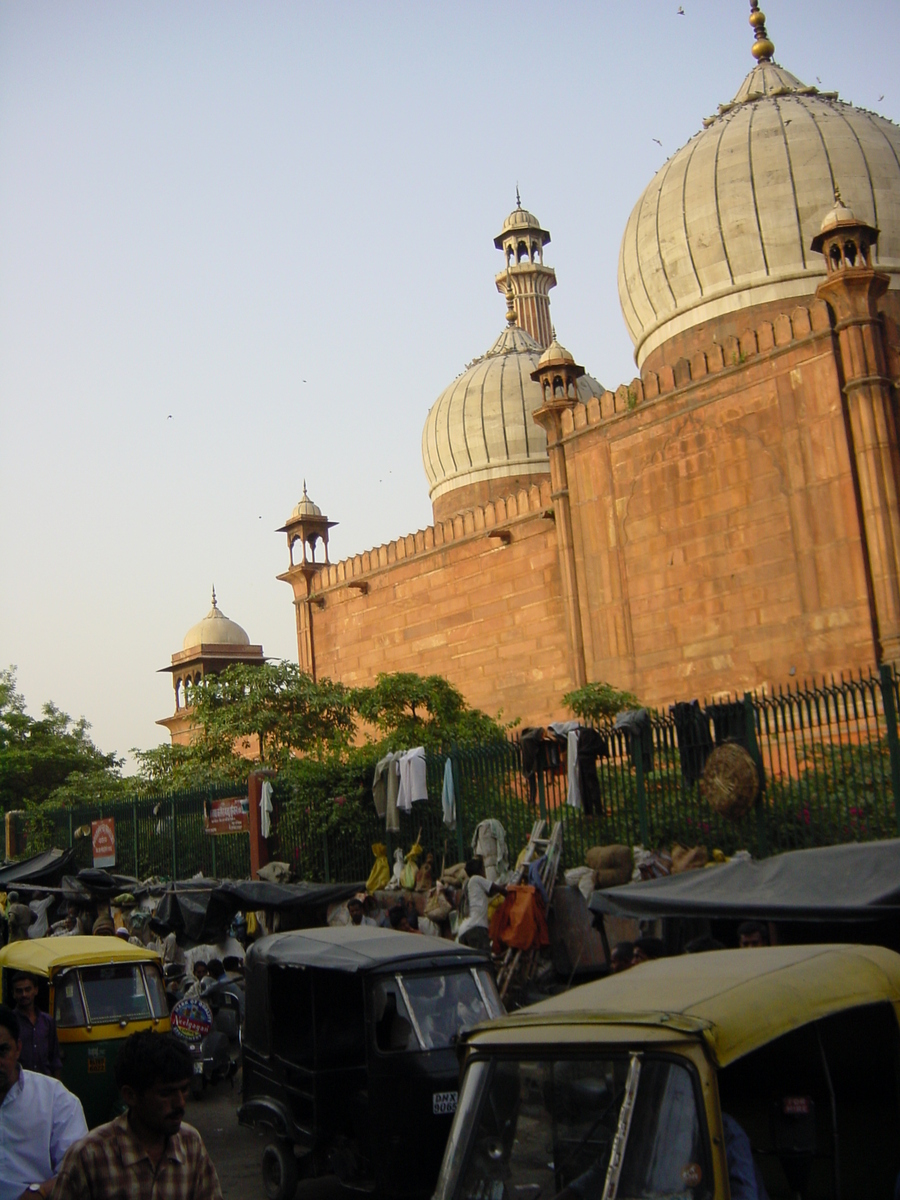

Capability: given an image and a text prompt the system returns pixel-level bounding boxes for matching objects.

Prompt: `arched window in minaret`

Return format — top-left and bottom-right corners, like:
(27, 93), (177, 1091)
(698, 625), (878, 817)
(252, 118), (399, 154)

(843, 240), (858, 267)
(506, 244), (515, 267)
(829, 242), (842, 272)
(175, 678), (182, 710)
(553, 375), (565, 398)
(531, 241), (540, 262)
(517, 241), (529, 263)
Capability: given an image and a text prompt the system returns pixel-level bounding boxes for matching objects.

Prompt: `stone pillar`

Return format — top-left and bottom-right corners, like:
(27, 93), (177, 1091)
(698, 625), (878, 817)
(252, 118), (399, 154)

(814, 198), (900, 662)
(532, 340), (588, 688)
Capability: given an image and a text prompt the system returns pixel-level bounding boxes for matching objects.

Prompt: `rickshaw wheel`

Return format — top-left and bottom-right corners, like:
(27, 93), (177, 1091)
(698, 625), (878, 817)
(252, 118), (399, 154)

(262, 1141), (298, 1200)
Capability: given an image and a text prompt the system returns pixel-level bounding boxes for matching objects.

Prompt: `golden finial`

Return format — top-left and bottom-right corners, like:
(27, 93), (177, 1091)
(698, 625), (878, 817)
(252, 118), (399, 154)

(211, 585), (217, 609)
(749, 1), (774, 62)
(834, 184), (844, 206)
(505, 270), (517, 326)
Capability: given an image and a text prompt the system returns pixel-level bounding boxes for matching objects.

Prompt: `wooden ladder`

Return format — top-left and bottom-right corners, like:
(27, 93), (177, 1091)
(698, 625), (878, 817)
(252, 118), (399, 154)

(495, 820), (563, 1000)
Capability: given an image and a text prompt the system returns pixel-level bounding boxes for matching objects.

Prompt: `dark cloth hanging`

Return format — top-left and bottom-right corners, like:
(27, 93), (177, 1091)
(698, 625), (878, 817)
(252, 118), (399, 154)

(576, 727), (609, 816)
(614, 709), (654, 774)
(670, 700), (713, 786)
(519, 727), (563, 804)
(706, 701), (749, 748)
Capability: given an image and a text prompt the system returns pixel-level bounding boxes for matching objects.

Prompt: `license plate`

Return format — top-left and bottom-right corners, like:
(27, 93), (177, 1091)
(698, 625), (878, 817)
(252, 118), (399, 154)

(433, 1091), (458, 1115)
(193, 1061), (204, 1075)
(87, 1056), (106, 1074)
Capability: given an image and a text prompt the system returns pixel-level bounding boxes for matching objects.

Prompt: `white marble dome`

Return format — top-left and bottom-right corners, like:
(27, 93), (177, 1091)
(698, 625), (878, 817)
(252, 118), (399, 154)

(618, 59), (900, 367)
(422, 324), (603, 506)
(182, 592), (251, 650)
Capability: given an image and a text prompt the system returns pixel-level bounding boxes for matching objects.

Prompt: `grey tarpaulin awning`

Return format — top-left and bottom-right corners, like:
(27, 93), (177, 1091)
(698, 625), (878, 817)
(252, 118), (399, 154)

(0, 848), (77, 888)
(589, 839), (900, 922)
(155, 879), (365, 942)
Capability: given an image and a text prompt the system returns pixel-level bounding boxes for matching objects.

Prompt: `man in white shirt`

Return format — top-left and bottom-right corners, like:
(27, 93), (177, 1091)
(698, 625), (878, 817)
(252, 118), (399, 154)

(0, 1005), (87, 1200)
(456, 858), (506, 954)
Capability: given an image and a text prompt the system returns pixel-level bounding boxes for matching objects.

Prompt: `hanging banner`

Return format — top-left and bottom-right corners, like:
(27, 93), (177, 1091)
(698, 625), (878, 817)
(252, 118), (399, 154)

(91, 818), (116, 868)
(204, 796), (250, 835)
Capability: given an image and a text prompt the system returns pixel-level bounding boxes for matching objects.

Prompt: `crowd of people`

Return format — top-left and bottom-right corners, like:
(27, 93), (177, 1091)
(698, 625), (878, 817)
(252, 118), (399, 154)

(607, 921), (771, 973)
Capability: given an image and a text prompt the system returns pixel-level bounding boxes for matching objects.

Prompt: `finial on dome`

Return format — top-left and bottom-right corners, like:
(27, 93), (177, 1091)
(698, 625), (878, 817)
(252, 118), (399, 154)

(515, 184), (522, 210)
(834, 184), (843, 206)
(748, 1), (774, 62)
(505, 270), (517, 326)
(211, 585), (217, 609)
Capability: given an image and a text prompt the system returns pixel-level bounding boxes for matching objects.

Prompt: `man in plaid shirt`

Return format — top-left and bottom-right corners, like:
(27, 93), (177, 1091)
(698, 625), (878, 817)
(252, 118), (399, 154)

(49, 1032), (223, 1200)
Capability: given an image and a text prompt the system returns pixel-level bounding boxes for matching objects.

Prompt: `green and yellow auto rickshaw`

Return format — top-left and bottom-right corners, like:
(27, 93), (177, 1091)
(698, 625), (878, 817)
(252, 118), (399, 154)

(435, 944), (900, 1200)
(0, 935), (170, 1127)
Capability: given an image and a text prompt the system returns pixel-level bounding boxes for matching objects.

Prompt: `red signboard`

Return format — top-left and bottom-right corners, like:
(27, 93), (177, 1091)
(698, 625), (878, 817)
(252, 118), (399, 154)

(91, 818), (116, 868)
(204, 796), (249, 835)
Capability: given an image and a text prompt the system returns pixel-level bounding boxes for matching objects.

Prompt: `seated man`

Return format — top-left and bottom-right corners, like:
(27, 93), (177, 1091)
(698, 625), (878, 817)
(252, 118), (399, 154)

(0, 1005), (87, 1200)
(49, 1031), (223, 1200)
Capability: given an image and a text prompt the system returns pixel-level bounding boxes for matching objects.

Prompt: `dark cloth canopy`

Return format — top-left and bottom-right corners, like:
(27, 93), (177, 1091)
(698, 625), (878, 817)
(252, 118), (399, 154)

(0, 848), (77, 888)
(590, 839), (900, 922)
(155, 879), (365, 942)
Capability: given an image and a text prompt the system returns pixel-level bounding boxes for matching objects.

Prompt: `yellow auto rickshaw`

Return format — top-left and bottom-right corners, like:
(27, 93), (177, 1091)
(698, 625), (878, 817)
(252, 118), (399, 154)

(0, 935), (170, 1127)
(434, 944), (900, 1200)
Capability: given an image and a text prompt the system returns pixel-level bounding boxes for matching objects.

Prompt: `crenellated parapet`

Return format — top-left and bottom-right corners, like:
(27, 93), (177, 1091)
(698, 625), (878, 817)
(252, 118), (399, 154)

(560, 299), (835, 436)
(307, 479), (556, 593)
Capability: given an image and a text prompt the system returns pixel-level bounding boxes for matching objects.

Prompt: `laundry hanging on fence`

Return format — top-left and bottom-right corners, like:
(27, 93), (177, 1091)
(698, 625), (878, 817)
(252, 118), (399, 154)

(671, 701), (713, 786)
(614, 709), (654, 774)
(397, 747), (427, 813)
(260, 780), (274, 839)
(441, 758), (456, 828)
(373, 751), (402, 832)
(519, 727), (566, 804)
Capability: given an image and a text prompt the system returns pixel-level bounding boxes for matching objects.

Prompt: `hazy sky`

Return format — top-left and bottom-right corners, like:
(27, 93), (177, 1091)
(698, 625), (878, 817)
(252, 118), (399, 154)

(2, 0), (899, 770)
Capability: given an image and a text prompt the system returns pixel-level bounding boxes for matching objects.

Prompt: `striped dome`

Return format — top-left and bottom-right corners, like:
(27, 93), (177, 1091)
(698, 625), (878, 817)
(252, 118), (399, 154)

(422, 325), (603, 506)
(618, 60), (900, 367)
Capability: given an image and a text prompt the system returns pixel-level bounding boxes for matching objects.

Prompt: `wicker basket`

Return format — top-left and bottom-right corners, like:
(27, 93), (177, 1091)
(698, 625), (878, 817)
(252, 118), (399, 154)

(700, 743), (760, 819)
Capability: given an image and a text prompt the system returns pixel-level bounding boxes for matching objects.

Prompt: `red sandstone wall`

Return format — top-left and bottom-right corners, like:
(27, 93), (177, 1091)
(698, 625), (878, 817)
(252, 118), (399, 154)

(302, 484), (577, 727)
(564, 300), (876, 706)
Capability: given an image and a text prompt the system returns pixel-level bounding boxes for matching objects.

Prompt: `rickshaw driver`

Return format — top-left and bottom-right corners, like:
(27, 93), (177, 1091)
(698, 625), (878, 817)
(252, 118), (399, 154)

(0, 1005), (87, 1200)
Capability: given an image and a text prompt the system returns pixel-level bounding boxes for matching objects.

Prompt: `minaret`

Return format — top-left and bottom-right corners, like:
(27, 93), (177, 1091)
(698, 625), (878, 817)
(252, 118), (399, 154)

(276, 483), (336, 681)
(813, 192), (900, 663)
(531, 333), (587, 687)
(494, 193), (556, 348)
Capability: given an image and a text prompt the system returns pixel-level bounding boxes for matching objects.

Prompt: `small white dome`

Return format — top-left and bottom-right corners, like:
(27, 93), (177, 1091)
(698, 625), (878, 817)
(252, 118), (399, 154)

(422, 324), (603, 504)
(182, 591), (251, 650)
(291, 482), (322, 518)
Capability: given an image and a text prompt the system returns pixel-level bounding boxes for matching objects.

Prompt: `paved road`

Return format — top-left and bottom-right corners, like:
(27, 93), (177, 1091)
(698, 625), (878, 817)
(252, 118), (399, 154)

(186, 1080), (347, 1200)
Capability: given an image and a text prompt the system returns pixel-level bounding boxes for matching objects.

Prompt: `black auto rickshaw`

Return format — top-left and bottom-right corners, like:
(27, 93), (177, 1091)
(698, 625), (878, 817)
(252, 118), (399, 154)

(238, 926), (503, 1200)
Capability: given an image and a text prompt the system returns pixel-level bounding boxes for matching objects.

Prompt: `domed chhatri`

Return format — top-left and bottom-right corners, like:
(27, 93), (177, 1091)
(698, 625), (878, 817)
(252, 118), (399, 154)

(291, 481), (322, 519)
(423, 210), (603, 521)
(182, 587), (251, 650)
(618, 2), (900, 367)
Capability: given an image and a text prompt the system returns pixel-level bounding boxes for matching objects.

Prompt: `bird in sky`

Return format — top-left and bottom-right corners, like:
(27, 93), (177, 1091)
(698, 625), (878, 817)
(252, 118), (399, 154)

(879, 94), (885, 101)
(677, 5), (684, 13)
(167, 414), (173, 420)
(652, 138), (662, 146)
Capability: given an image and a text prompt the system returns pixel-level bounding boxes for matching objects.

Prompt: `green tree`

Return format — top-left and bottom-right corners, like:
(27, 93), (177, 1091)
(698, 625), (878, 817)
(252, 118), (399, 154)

(351, 672), (511, 750)
(0, 667), (126, 811)
(563, 680), (640, 724)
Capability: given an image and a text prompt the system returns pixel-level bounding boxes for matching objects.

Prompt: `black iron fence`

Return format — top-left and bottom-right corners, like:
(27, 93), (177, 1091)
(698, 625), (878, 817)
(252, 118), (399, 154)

(11, 667), (900, 886)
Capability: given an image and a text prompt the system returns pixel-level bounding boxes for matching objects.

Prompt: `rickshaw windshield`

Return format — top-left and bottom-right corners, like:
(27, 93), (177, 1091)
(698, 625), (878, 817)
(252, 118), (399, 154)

(374, 968), (503, 1053)
(436, 1053), (711, 1200)
(56, 963), (167, 1026)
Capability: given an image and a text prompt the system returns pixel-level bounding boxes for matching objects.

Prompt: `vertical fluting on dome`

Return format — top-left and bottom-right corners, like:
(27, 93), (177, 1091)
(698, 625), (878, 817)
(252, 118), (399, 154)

(493, 199), (556, 347)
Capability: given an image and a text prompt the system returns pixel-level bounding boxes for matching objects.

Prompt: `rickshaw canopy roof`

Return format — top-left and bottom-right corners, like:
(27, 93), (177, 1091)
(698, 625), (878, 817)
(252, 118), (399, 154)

(590, 839), (900, 921)
(0, 935), (162, 978)
(466, 944), (900, 1067)
(248, 926), (487, 974)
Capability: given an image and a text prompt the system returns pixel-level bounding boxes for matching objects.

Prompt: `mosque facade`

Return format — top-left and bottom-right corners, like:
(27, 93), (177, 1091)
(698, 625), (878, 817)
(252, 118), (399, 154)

(275, 6), (900, 727)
